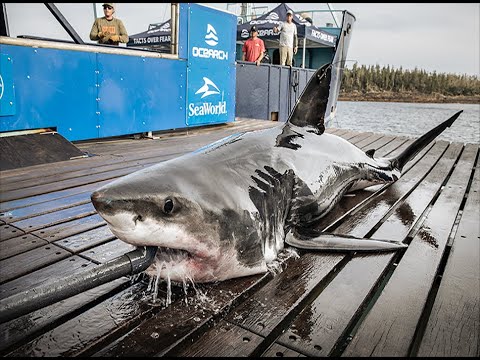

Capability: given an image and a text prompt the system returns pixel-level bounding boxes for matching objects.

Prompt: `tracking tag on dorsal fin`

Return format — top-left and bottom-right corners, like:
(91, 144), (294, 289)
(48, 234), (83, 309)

(365, 149), (375, 158)
(285, 229), (407, 252)
(287, 63), (332, 133)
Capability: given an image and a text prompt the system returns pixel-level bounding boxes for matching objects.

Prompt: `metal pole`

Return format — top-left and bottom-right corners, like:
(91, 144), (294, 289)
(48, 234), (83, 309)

(302, 37), (306, 69)
(93, 2), (97, 20)
(326, 3), (340, 28)
(44, 3), (84, 44)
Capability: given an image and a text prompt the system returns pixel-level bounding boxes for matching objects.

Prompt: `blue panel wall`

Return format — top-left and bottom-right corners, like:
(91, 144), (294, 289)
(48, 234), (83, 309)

(0, 54), (16, 116)
(97, 54), (187, 138)
(0, 44), (98, 141)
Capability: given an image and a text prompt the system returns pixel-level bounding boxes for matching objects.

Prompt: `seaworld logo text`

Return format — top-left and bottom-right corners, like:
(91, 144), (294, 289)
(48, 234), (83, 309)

(189, 77), (227, 117)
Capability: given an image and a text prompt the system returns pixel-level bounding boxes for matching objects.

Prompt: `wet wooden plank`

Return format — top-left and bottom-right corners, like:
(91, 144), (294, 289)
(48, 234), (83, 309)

(30, 214), (105, 242)
(417, 154), (480, 357)
(0, 223), (25, 241)
(0, 244), (71, 284)
(0, 179), (111, 214)
(6, 281), (156, 357)
(99, 272), (269, 357)
(0, 153), (172, 192)
(172, 320), (263, 357)
(10, 203), (96, 232)
(0, 192), (91, 224)
(79, 239), (135, 264)
(226, 254), (345, 337)
(1, 277), (129, 356)
(0, 162), (157, 203)
(343, 144), (474, 357)
(261, 342), (305, 357)
(0, 255), (93, 299)
(55, 225), (115, 253)
(0, 233), (48, 260)
(276, 253), (392, 357)
(333, 141), (449, 237)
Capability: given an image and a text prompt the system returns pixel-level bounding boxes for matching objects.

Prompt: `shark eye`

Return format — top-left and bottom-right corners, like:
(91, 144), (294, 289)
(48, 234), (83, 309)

(164, 199), (174, 214)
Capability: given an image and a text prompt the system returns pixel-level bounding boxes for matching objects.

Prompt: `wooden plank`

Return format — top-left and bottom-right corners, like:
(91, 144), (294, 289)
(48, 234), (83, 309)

(261, 342), (305, 357)
(333, 141), (449, 237)
(79, 239), (135, 264)
(226, 254), (345, 337)
(6, 281), (156, 357)
(99, 272), (269, 357)
(0, 223), (25, 241)
(0, 179), (111, 213)
(1, 277), (128, 355)
(417, 152), (480, 357)
(0, 161), (157, 203)
(0, 255), (94, 299)
(353, 133), (382, 149)
(30, 214), (105, 242)
(10, 203), (96, 232)
(0, 192), (90, 224)
(278, 252), (394, 357)
(172, 320), (263, 357)
(343, 144), (474, 357)
(0, 233), (48, 260)
(0, 243), (71, 284)
(55, 225), (115, 253)
(371, 142), (464, 241)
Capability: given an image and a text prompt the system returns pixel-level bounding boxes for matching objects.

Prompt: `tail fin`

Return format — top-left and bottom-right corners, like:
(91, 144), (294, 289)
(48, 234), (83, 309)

(391, 110), (462, 171)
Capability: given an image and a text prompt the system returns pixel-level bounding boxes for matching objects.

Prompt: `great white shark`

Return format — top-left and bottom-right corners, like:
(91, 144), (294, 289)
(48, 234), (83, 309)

(91, 63), (462, 283)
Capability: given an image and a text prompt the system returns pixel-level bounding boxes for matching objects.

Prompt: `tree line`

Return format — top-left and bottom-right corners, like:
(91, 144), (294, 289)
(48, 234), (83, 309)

(340, 63), (480, 96)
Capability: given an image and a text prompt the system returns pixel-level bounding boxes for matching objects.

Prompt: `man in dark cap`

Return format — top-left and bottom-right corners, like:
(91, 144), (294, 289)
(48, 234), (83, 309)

(241, 25), (266, 66)
(89, 3), (129, 45)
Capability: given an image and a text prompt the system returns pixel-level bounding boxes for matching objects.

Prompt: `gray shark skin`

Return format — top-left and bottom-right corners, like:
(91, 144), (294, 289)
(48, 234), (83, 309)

(91, 64), (462, 283)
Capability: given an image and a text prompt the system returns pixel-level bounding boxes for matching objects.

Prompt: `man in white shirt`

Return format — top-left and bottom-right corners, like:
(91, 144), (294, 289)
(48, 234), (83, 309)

(273, 9), (298, 66)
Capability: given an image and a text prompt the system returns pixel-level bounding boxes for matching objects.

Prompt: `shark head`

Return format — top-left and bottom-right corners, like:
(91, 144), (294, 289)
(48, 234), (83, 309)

(91, 156), (267, 283)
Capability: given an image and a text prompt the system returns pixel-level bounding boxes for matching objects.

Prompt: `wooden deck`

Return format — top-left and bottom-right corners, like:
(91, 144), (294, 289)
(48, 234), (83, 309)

(0, 119), (478, 357)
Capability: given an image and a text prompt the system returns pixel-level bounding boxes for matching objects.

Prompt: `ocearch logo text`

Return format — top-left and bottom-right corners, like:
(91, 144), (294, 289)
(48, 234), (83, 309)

(189, 77), (227, 117)
(192, 23), (228, 61)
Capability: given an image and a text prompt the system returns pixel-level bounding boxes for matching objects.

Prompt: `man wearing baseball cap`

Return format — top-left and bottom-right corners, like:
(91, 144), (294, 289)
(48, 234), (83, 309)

(241, 25), (266, 66)
(273, 9), (298, 66)
(89, 3), (129, 45)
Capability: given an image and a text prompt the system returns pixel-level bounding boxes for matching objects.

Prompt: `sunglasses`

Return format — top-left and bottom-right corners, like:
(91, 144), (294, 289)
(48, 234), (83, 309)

(103, 6), (113, 10)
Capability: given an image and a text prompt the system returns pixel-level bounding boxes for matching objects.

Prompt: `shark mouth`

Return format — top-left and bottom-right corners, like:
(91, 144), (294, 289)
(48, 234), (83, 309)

(156, 246), (194, 262)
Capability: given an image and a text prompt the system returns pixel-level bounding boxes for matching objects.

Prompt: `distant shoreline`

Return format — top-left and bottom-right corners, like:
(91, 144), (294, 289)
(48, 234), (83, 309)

(339, 91), (480, 104)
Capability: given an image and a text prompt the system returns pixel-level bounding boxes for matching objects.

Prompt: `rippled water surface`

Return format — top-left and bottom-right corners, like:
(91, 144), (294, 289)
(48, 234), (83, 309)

(332, 101), (480, 144)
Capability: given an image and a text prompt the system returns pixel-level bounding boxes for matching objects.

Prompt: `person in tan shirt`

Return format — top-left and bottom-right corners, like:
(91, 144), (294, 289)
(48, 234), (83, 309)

(90, 3), (128, 45)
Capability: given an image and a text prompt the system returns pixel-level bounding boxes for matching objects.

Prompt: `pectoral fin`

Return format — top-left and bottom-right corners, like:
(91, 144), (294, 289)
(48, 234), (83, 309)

(285, 228), (407, 252)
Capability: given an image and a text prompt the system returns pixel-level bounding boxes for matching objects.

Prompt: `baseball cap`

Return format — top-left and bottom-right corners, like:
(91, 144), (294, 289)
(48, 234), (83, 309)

(250, 25), (257, 32)
(103, 3), (114, 8)
(286, 10), (293, 15)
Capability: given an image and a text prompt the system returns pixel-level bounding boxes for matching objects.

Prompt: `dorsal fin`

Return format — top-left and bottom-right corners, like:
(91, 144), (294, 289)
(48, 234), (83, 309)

(365, 148), (375, 158)
(287, 63), (332, 134)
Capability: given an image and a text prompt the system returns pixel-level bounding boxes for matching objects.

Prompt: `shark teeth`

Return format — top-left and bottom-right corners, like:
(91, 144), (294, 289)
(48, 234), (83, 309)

(156, 246), (193, 262)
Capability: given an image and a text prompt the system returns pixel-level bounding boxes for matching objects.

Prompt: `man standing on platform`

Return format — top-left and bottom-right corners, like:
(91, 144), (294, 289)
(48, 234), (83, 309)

(273, 9), (298, 66)
(242, 25), (265, 66)
(90, 3), (129, 46)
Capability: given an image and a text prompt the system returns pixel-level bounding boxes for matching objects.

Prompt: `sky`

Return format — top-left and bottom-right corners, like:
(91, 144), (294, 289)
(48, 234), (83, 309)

(4, 3), (479, 76)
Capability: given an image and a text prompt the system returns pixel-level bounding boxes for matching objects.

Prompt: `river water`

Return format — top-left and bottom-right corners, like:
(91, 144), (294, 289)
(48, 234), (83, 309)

(332, 101), (480, 144)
